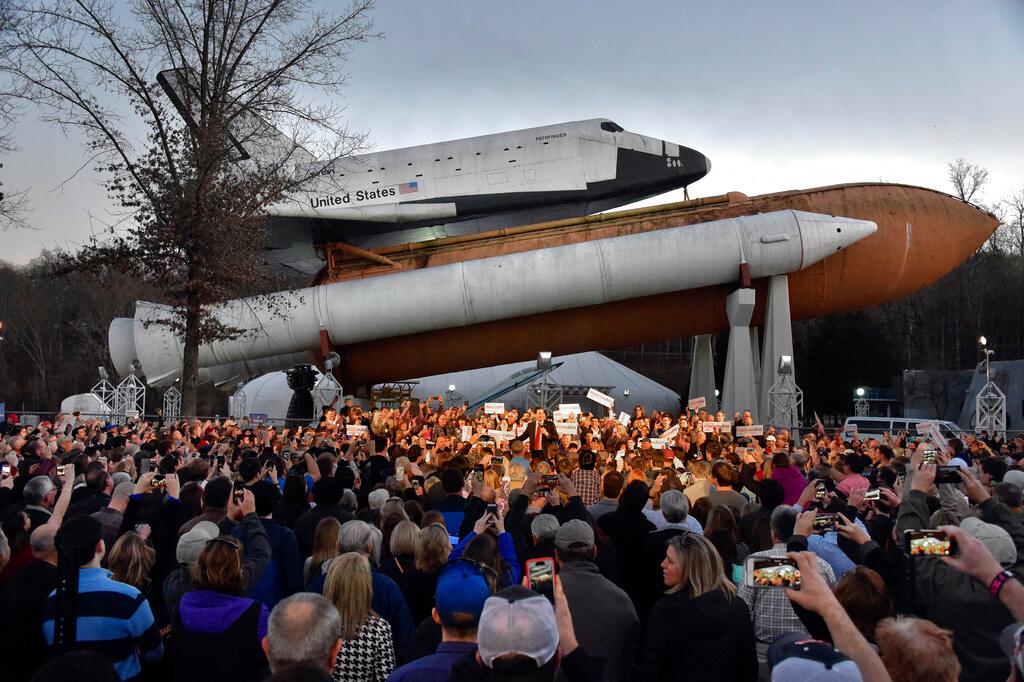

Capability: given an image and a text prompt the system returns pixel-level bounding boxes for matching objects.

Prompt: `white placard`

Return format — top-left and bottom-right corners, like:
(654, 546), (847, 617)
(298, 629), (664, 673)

(735, 425), (764, 437)
(648, 438), (669, 449)
(553, 410), (574, 422)
(660, 424), (680, 441)
(125, 409), (140, 420)
(618, 411), (631, 427)
(687, 397), (706, 410)
(915, 421), (934, 435)
(586, 388), (615, 408)
(487, 429), (517, 441)
(484, 402), (506, 415)
(345, 424), (368, 436)
(558, 403), (582, 415)
(555, 422), (578, 436)
(702, 421), (733, 433)
(461, 425), (473, 441)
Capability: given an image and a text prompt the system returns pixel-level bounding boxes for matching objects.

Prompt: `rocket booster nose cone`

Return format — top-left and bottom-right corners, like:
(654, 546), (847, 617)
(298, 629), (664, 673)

(793, 211), (877, 270)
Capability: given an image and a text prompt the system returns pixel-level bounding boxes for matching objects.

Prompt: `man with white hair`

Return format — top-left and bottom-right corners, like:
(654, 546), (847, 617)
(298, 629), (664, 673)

(306, 520), (414, 652)
(22, 475), (57, 530)
(263, 593), (343, 674)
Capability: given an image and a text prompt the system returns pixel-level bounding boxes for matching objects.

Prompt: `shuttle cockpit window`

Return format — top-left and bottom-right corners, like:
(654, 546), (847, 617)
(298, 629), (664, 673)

(600, 121), (624, 133)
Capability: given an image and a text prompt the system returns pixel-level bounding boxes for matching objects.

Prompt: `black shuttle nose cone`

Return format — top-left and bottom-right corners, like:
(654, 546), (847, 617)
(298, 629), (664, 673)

(680, 146), (711, 184)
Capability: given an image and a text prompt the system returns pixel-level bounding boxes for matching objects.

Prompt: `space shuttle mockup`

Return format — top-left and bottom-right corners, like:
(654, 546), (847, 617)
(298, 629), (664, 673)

(158, 70), (711, 276)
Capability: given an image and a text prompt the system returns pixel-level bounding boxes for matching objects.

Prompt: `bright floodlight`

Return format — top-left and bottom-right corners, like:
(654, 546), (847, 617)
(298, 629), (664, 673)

(537, 351), (552, 371)
(623, 389), (630, 397)
(448, 384), (456, 392)
(97, 366), (109, 381)
(979, 336), (988, 347)
(714, 389), (720, 397)
(778, 355), (793, 376)
(856, 387), (866, 397)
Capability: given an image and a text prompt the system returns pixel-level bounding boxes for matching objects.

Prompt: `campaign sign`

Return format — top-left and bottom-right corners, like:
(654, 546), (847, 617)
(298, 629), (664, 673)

(618, 411), (631, 427)
(586, 388), (615, 408)
(558, 403), (582, 415)
(648, 438), (669, 449)
(345, 424), (368, 436)
(735, 425), (764, 437)
(660, 424), (680, 441)
(915, 421), (934, 435)
(687, 397), (706, 411)
(461, 425), (473, 441)
(555, 422), (578, 436)
(702, 421), (733, 433)
(487, 430), (517, 441)
(484, 403), (506, 415)
(553, 410), (575, 422)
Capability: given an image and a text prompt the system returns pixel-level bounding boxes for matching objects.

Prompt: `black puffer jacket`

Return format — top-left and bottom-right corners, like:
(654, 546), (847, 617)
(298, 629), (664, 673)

(635, 588), (757, 681)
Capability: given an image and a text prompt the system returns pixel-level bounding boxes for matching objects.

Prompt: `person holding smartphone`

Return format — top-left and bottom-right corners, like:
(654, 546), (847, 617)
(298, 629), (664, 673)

(636, 532), (756, 680)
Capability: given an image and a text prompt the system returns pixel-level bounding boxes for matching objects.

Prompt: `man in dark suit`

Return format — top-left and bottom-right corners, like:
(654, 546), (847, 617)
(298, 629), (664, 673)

(518, 409), (559, 458)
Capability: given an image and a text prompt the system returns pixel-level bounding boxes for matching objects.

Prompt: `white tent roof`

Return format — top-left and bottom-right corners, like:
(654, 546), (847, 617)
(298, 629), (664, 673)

(239, 352), (680, 422)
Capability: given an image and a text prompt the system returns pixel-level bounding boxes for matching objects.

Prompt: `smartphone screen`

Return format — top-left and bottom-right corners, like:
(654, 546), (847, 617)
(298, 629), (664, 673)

(1, 464), (11, 479)
(814, 481), (826, 500)
(864, 488), (881, 501)
(486, 503), (498, 516)
(527, 558), (555, 603)
(812, 514), (838, 534)
(905, 529), (956, 556)
(233, 481), (245, 503)
(474, 465), (485, 483)
(745, 557), (801, 588)
(543, 474), (560, 487)
(395, 466), (405, 479)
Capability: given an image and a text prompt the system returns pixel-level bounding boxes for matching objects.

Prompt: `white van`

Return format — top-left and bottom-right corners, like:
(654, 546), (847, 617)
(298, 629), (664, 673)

(842, 416), (965, 441)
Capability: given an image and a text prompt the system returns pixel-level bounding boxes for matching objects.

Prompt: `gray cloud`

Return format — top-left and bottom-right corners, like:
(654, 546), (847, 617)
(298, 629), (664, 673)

(4, 0), (1022, 262)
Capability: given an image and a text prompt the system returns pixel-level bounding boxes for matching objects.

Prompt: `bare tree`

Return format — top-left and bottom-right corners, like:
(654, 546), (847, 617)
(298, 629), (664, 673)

(0, 0), (30, 230)
(4, 0), (376, 414)
(1001, 187), (1024, 258)
(948, 157), (990, 205)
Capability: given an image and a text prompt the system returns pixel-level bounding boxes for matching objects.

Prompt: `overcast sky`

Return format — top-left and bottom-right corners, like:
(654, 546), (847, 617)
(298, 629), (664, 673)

(4, 0), (1023, 263)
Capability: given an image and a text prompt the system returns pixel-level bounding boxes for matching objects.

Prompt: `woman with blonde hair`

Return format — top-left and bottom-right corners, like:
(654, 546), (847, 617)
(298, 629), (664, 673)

(107, 531), (155, 592)
(304, 517), (342, 584)
(323, 552), (395, 682)
(636, 532), (757, 680)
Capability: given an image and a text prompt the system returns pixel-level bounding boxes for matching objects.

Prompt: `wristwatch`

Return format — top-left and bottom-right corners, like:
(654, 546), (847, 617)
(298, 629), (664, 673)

(989, 570), (1021, 599)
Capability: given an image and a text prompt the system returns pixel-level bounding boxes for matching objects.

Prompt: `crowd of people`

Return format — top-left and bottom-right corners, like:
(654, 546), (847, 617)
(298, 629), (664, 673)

(0, 398), (1023, 682)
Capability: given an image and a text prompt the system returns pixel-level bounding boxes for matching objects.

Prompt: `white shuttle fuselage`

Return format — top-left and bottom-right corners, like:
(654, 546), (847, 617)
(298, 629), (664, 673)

(156, 71), (710, 276)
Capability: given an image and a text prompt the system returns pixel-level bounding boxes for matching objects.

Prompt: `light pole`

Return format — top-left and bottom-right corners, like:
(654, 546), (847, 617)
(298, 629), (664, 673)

(854, 387), (869, 417)
(975, 336), (1007, 437)
(767, 355), (803, 434)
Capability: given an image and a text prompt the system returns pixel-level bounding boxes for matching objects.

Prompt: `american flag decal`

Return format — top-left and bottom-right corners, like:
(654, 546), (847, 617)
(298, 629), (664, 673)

(398, 181), (419, 194)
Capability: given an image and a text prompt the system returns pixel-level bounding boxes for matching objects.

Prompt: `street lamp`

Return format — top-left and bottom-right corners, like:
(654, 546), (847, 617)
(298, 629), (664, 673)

(975, 334), (1006, 436)
(854, 387), (869, 416)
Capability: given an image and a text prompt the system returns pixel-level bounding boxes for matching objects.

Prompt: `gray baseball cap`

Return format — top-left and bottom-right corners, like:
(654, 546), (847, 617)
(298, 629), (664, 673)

(554, 519), (595, 552)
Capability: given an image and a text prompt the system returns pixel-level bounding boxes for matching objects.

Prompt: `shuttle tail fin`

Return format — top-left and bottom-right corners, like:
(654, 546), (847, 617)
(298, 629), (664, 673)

(157, 68), (317, 168)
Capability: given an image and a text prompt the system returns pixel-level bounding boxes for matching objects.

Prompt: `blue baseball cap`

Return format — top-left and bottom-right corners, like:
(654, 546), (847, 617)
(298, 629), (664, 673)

(435, 560), (492, 626)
